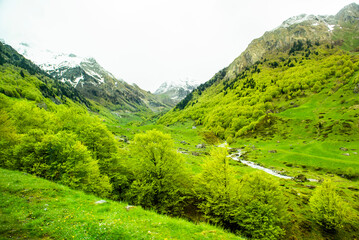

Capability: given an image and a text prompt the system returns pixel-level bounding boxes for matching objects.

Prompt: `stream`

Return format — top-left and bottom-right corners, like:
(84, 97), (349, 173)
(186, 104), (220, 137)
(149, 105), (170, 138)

(228, 150), (318, 182)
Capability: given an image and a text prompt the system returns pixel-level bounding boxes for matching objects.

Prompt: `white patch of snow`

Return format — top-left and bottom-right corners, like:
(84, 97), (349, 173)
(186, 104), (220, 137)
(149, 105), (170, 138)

(327, 24), (335, 32)
(73, 75), (84, 88)
(13, 42), (84, 70)
(83, 68), (105, 84)
(272, 14), (333, 31)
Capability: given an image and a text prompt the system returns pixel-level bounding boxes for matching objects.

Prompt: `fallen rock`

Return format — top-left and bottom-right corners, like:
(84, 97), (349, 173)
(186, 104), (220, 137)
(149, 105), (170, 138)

(191, 152), (200, 156)
(343, 153), (350, 156)
(196, 144), (206, 149)
(178, 148), (189, 154)
(125, 205), (136, 211)
(353, 85), (359, 94)
(294, 174), (308, 182)
(95, 200), (107, 204)
(192, 126), (197, 129)
(340, 147), (348, 151)
(178, 147), (188, 152)
(180, 140), (190, 145)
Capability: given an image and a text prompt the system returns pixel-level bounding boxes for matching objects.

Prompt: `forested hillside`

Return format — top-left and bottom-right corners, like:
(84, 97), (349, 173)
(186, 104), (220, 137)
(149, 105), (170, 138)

(160, 44), (359, 142)
(1, 3), (359, 240)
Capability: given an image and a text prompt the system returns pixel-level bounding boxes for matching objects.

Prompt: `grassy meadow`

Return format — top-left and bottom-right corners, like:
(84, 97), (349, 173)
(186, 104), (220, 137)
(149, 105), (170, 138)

(0, 168), (243, 240)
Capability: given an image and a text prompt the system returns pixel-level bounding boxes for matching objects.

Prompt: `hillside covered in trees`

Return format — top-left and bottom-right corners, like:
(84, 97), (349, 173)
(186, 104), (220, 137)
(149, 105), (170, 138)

(1, 3), (359, 240)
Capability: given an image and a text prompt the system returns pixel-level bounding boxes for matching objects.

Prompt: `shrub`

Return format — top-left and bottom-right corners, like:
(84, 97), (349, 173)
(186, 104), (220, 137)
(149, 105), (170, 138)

(309, 180), (352, 232)
(232, 171), (288, 239)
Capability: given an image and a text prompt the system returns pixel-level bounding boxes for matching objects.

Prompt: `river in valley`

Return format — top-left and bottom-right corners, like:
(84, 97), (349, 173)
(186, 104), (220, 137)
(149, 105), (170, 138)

(228, 150), (318, 182)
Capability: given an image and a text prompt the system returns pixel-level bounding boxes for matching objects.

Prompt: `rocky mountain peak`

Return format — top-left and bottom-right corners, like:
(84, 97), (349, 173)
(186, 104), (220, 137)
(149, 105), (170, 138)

(277, 14), (334, 29)
(335, 2), (359, 23)
(224, 3), (359, 81)
(154, 78), (200, 103)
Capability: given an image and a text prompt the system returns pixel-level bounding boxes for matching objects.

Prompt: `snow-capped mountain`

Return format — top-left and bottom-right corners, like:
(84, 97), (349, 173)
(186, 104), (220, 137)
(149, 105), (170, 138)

(12, 42), (171, 112)
(154, 78), (200, 103)
(274, 14), (336, 31)
(14, 42), (123, 88)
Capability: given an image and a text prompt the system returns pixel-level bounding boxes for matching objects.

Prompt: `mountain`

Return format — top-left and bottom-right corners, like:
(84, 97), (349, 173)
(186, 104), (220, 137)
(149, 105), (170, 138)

(224, 2), (359, 81)
(0, 42), (92, 108)
(154, 78), (200, 104)
(13, 42), (171, 112)
(160, 3), (359, 142)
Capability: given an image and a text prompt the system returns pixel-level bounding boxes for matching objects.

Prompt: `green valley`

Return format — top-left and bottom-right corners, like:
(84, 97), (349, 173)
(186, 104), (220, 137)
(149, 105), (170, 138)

(1, 2), (359, 240)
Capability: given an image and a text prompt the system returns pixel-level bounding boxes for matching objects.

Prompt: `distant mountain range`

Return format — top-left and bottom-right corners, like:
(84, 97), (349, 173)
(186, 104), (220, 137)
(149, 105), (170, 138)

(154, 78), (200, 104)
(12, 42), (173, 112)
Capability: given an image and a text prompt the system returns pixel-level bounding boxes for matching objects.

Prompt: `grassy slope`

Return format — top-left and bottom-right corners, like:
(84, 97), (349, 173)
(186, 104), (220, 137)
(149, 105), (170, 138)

(0, 168), (243, 240)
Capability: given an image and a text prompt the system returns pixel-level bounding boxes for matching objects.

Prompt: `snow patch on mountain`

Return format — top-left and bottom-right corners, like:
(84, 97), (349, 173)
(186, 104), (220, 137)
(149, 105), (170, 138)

(15, 42), (83, 70)
(273, 14), (335, 31)
(12, 42), (124, 87)
(154, 78), (201, 102)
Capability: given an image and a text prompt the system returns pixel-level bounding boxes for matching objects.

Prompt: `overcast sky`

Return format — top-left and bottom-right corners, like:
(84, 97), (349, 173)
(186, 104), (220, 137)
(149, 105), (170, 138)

(0, 0), (357, 92)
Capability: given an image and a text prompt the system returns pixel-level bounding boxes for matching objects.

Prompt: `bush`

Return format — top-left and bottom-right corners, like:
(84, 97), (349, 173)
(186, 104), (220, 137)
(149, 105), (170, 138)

(232, 171), (287, 239)
(309, 180), (352, 232)
(12, 131), (112, 197)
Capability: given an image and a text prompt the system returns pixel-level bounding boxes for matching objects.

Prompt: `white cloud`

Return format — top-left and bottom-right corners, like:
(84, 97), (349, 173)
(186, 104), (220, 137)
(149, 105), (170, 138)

(0, 0), (357, 91)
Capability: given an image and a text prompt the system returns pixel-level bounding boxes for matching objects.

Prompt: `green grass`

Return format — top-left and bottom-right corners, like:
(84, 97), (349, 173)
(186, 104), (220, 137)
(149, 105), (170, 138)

(0, 168), (243, 240)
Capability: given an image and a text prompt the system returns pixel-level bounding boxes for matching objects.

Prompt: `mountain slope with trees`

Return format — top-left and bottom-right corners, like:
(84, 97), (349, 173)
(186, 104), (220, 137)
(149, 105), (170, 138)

(160, 3), (359, 143)
(13, 42), (172, 112)
(1, 3), (359, 240)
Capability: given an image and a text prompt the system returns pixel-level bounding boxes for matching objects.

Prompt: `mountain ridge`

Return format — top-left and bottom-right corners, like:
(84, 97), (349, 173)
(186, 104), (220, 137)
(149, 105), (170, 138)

(224, 2), (359, 81)
(11, 42), (172, 112)
(160, 3), (359, 142)
(154, 78), (200, 104)
(171, 2), (359, 112)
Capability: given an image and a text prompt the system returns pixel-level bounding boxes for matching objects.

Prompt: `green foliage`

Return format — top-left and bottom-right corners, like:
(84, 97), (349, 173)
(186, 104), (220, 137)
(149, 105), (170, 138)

(126, 130), (191, 215)
(0, 168), (243, 240)
(175, 67), (227, 110)
(309, 180), (353, 232)
(0, 94), (114, 198)
(9, 129), (112, 197)
(195, 149), (287, 239)
(195, 148), (239, 226)
(0, 110), (19, 166)
(160, 46), (359, 142)
(233, 172), (287, 239)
